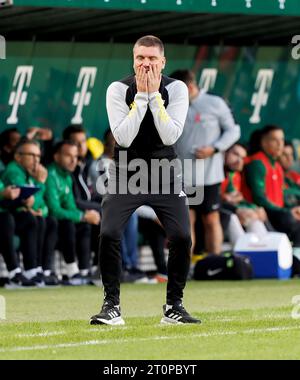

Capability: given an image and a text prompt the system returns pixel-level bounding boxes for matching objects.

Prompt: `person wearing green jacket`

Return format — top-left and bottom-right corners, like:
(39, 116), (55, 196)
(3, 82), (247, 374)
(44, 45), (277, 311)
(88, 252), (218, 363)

(2, 139), (58, 285)
(46, 141), (100, 284)
(0, 180), (37, 287)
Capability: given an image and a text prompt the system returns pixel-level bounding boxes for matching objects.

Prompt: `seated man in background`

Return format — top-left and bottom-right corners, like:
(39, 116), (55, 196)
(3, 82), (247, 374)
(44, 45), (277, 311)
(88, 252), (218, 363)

(62, 125), (102, 261)
(0, 181), (37, 287)
(221, 143), (270, 244)
(2, 139), (57, 285)
(46, 141), (100, 285)
(244, 125), (300, 267)
(279, 142), (300, 208)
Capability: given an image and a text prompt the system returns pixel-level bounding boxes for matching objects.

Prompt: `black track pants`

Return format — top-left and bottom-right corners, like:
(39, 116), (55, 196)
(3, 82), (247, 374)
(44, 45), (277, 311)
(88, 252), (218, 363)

(99, 192), (191, 305)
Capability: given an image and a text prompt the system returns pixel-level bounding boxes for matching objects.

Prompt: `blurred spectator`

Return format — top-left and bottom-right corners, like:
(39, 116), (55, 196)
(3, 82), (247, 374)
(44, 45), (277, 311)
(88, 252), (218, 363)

(171, 69), (240, 255)
(2, 139), (57, 286)
(0, 128), (21, 166)
(121, 212), (139, 275)
(137, 205), (168, 280)
(89, 128), (115, 195)
(45, 141), (100, 285)
(63, 125), (102, 258)
(0, 182), (38, 287)
(26, 127), (54, 166)
(221, 143), (269, 244)
(244, 125), (300, 249)
(279, 142), (300, 208)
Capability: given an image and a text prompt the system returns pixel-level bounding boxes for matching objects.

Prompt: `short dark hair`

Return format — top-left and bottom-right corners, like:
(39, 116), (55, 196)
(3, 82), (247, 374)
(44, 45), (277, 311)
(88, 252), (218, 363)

(63, 125), (86, 140)
(228, 142), (248, 153)
(170, 70), (196, 85)
(260, 124), (283, 138)
(248, 125), (283, 155)
(53, 140), (78, 155)
(0, 128), (19, 150)
(134, 35), (164, 54)
(15, 138), (40, 154)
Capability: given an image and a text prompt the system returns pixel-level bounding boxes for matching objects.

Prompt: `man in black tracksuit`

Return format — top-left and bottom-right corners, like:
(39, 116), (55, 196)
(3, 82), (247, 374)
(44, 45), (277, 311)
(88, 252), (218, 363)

(90, 35), (200, 325)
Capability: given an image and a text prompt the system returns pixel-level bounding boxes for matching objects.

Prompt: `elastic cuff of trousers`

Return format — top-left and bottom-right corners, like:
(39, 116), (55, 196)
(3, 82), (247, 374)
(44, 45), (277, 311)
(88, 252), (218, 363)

(103, 290), (120, 306)
(104, 297), (120, 306)
(166, 299), (182, 306)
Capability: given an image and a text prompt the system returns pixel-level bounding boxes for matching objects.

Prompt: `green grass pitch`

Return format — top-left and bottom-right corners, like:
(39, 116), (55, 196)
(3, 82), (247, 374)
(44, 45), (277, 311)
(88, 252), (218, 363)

(0, 280), (300, 360)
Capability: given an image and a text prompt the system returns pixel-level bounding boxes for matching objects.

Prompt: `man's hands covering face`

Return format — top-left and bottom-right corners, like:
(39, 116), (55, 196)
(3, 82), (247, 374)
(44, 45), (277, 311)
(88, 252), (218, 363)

(136, 64), (161, 93)
(136, 66), (148, 93)
(147, 64), (161, 93)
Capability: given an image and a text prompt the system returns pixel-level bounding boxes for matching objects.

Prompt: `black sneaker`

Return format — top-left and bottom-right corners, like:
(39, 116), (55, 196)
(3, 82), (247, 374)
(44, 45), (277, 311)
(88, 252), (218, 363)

(61, 273), (88, 286)
(44, 273), (60, 286)
(161, 303), (201, 325)
(90, 301), (125, 326)
(5, 273), (37, 289)
(31, 273), (45, 288)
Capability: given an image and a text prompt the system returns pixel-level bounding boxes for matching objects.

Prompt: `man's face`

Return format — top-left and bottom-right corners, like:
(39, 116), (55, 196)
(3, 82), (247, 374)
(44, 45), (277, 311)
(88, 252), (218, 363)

(279, 145), (294, 170)
(225, 145), (247, 172)
(261, 130), (285, 159)
(15, 143), (41, 173)
(69, 132), (88, 160)
(55, 144), (78, 172)
(133, 45), (166, 75)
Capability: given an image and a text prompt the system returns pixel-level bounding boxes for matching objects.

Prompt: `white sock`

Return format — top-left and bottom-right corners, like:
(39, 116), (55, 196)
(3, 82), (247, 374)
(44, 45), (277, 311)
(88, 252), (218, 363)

(246, 219), (268, 239)
(24, 268), (38, 280)
(80, 269), (89, 277)
(66, 262), (79, 278)
(43, 270), (51, 277)
(36, 266), (43, 274)
(228, 214), (245, 246)
(8, 267), (21, 280)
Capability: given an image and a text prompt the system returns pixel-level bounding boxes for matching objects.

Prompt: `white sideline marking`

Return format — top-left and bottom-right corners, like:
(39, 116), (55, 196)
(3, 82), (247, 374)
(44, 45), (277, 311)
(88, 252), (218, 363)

(2, 325), (300, 353)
